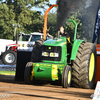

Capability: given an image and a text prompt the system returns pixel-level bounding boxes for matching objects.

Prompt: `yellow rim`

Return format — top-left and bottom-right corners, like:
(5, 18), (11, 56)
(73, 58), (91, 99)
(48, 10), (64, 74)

(68, 70), (71, 84)
(30, 75), (33, 81)
(30, 65), (35, 81)
(89, 53), (95, 82)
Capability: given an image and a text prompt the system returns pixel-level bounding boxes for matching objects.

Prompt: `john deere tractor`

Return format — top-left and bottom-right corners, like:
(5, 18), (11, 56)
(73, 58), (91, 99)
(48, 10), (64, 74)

(24, 18), (96, 89)
(15, 5), (97, 89)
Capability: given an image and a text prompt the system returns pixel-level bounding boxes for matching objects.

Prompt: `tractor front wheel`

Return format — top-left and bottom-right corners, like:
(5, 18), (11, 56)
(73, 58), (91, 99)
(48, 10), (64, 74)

(24, 62), (34, 84)
(62, 65), (72, 88)
(72, 42), (97, 89)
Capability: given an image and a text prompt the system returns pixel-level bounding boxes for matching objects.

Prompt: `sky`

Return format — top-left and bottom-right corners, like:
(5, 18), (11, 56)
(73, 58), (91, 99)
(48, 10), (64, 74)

(32, 0), (57, 15)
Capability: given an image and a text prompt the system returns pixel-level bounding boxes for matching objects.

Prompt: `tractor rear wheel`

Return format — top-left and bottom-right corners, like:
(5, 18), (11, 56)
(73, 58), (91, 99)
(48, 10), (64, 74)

(24, 62), (34, 84)
(62, 65), (72, 88)
(72, 42), (97, 89)
(31, 39), (44, 62)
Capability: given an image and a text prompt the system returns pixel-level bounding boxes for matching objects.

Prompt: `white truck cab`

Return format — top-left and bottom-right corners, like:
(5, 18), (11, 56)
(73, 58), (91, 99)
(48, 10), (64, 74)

(18, 32), (43, 52)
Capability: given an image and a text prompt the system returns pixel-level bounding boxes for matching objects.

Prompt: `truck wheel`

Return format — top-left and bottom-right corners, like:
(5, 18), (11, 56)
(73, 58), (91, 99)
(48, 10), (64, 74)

(1, 50), (16, 65)
(31, 39), (44, 62)
(24, 62), (34, 84)
(72, 42), (97, 89)
(62, 65), (72, 88)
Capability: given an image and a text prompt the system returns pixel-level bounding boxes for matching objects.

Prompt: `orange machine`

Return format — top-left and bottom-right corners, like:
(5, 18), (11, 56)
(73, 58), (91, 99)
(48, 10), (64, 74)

(95, 44), (100, 83)
(43, 4), (58, 40)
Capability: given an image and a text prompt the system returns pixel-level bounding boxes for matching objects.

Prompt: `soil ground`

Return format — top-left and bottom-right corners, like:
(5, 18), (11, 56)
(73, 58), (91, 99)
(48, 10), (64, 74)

(0, 75), (94, 100)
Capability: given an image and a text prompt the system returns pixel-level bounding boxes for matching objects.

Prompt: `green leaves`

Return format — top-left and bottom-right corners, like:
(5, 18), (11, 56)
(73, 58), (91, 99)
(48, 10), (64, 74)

(0, 0), (93, 42)
(0, 0), (50, 39)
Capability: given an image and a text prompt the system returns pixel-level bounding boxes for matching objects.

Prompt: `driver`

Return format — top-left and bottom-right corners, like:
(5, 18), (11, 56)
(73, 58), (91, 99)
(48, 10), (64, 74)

(59, 26), (70, 43)
(59, 26), (71, 63)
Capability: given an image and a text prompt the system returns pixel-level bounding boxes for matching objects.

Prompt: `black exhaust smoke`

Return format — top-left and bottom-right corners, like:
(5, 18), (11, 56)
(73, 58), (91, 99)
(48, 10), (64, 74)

(57, 0), (81, 29)
(57, 0), (100, 42)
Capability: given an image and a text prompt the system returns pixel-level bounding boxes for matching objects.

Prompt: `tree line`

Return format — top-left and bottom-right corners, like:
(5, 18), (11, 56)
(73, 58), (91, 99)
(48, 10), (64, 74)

(0, 0), (52, 39)
(0, 0), (97, 42)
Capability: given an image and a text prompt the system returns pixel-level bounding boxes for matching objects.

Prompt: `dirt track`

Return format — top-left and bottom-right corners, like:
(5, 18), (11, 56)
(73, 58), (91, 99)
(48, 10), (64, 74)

(0, 75), (95, 100)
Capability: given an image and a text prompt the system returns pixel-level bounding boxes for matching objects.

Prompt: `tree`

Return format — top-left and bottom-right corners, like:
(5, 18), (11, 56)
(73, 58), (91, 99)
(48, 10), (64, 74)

(27, 12), (57, 37)
(0, 0), (50, 39)
(0, 2), (16, 39)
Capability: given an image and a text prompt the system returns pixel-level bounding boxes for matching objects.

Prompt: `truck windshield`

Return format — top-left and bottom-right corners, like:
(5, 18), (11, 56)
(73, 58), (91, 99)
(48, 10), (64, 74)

(19, 34), (30, 41)
(30, 35), (41, 41)
(22, 35), (30, 41)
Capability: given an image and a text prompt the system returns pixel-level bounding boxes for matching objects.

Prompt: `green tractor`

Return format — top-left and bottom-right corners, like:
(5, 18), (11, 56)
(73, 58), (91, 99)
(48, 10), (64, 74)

(24, 19), (97, 89)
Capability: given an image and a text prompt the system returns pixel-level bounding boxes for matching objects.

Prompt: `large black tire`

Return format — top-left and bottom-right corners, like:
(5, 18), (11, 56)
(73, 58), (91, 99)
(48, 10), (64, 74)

(31, 39), (44, 62)
(24, 62), (34, 84)
(72, 42), (97, 89)
(1, 50), (16, 65)
(62, 65), (72, 88)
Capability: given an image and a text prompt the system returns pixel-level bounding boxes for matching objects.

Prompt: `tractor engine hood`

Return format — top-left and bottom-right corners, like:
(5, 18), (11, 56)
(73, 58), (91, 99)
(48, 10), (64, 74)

(42, 37), (67, 63)
(44, 38), (66, 47)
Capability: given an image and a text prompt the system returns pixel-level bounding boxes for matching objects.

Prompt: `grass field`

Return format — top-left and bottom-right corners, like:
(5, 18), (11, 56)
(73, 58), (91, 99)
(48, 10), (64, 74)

(0, 70), (15, 76)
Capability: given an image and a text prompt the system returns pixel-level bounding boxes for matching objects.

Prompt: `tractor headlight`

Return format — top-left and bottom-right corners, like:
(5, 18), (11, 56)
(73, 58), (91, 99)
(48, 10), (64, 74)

(50, 52), (59, 57)
(42, 52), (49, 57)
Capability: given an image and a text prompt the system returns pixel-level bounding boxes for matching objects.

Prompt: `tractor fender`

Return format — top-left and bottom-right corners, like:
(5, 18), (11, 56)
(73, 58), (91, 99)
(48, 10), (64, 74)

(70, 40), (84, 60)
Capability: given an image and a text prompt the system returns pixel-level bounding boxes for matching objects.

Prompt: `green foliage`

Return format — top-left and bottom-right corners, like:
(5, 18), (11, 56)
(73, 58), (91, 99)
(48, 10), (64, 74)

(47, 13), (57, 37)
(25, 12), (57, 37)
(0, 2), (16, 39)
(0, 0), (50, 39)
(64, 10), (93, 42)
(64, 12), (83, 41)
(0, 0), (95, 42)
